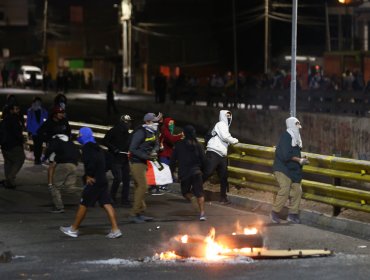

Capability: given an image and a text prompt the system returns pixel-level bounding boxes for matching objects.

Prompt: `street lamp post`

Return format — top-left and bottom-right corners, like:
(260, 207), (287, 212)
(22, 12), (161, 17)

(120, 0), (132, 92)
(290, 0), (298, 117)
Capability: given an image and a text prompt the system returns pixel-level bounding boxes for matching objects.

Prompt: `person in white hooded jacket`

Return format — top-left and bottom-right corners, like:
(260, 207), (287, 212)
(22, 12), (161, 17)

(203, 110), (238, 204)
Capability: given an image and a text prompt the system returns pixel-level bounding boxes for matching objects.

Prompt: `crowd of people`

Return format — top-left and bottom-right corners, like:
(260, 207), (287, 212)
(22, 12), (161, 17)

(0, 95), (248, 238)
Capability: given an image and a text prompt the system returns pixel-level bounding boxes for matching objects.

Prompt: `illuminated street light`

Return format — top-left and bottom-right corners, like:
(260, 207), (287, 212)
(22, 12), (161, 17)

(120, 0), (132, 91)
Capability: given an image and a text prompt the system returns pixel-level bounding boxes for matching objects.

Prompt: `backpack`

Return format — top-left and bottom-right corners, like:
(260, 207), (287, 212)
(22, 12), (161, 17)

(204, 126), (217, 148)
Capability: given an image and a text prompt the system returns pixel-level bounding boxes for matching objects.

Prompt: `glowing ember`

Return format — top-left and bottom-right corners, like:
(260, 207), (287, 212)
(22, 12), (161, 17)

(244, 227), (258, 235)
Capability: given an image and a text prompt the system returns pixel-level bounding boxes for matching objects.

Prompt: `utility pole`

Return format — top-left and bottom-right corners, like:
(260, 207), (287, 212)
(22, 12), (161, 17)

(325, 1), (331, 52)
(42, 0), (48, 69)
(264, 0), (269, 74)
(290, 0), (298, 118)
(232, 0), (238, 93)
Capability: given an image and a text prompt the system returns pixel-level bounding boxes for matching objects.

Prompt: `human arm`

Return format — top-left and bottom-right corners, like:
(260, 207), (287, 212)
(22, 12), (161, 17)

(214, 122), (238, 145)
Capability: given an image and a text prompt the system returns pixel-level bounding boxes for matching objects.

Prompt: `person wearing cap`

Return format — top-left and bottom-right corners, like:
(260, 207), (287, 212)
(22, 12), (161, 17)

(128, 112), (160, 223)
(170, 125), (207, 221)
(270, 117), (309, 224)
(103, 114), (132, 207)
(60, 127), (122, 239)
(202, 110), (239, 204)
(37, 106), (71, 145)
(44, 133), (80, 213)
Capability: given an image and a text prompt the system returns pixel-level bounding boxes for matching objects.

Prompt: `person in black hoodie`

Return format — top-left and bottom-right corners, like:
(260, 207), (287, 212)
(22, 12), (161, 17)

(0, 103), (25, 189)
(60, 127), (122, 239)
(170, 125), (207, 221)
(103, 114), (132, 207)
(44, 133), (80, 213)
(37, 106), (71, 146)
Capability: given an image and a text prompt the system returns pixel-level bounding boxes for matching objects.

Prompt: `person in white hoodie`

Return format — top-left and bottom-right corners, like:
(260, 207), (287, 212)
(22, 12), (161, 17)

(203, 110), (238, 204)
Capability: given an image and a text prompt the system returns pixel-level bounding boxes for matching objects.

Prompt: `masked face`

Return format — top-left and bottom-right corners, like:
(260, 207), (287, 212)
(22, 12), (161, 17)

(147, 122), (159, 132)
(168, 120), (175, 134)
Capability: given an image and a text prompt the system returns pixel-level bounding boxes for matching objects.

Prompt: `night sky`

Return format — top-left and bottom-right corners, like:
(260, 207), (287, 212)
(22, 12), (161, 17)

(136, 0), (333, 72)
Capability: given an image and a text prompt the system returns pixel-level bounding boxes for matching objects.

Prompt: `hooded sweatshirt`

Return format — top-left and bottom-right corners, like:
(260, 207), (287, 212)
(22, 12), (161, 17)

(159, 117), (183, 159)
(206, 110), (238, 157)
(44, 134), (79, 165)
(78, 127), (108, 187)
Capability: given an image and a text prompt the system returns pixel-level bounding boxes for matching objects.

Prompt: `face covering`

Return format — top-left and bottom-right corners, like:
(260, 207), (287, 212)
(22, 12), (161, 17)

(144, 123), (159, 132)
(168, 124), (174, 134)
(227, 117), (232, 126)
(32, 101), (41, 111)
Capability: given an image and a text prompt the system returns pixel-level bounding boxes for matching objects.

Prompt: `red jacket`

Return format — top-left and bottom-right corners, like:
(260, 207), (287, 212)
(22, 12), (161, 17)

(159, 117), (182, 158)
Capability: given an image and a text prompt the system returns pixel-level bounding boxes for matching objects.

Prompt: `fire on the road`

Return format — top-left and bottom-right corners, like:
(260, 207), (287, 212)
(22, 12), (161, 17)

(159, 226), (262, 261)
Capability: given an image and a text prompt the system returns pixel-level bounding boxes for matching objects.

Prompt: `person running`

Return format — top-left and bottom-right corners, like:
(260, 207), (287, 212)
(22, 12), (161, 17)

(103, 114), (132, 207)
(170, 125), (207, 221)
(128, 112), (160, 223)
(60, 127), (122, 238)
(202, 110), (239, 204)
(44, 133), (80, 213)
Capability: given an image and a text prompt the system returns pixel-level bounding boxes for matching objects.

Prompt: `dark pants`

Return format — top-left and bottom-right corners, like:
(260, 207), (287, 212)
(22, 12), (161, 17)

(110, 161), (130, 203)
(202, 151), (229, 199)
(2, 146), (25, 187)
(32, 134), (43, 163)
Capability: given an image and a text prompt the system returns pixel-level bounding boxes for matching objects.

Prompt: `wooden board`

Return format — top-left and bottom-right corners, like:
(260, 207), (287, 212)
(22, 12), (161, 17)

(224, 249), (334, 259)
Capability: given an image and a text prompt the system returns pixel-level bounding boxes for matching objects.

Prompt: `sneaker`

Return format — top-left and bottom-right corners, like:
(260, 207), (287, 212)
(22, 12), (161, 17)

(151, 189), (164, 196)
(270, 211), (281, 224)
(219, 197), (231, 205)
(199, 214), (207, 221)
(159, 185), (168, 191)
(139, 215), (154, 222)
(287, 214), (301, 224)
(128, 215), (146, 224)
(106, 229), (122, 239)
(60, 226), (79, 238)
(50, 208), (65, 214)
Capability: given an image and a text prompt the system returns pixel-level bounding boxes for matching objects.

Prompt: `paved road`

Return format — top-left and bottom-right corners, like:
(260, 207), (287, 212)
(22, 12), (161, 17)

(1, 155), (370, 280)
(1, 88), (370, 279)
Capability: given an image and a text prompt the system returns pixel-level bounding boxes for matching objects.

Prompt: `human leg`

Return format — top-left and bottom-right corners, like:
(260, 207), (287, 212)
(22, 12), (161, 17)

(216, 156), (229, 200)
(129, 163), (148, 216)
(288, 182), (302, 214)
(71, 204), (88, 230)
(202, 151), (219, 183)
(32, 134), (43, 164)
(121, 161), (131, 204)
(272, 171), (292, 213)
(110, 163), (122, 202)
(3, 146), (25, 187)
(103, 204), (120, 232)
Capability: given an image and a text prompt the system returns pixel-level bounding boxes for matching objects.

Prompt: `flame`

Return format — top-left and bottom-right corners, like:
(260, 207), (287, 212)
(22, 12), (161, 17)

(158, 225), (262, 261)
(181, 235), (188, 243)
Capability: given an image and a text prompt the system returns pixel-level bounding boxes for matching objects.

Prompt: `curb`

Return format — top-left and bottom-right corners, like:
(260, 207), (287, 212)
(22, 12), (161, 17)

(167, 183), (370, 239)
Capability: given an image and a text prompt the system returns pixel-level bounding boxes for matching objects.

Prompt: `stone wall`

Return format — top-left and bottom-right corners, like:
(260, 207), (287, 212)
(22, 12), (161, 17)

(127, 102), (370, 160)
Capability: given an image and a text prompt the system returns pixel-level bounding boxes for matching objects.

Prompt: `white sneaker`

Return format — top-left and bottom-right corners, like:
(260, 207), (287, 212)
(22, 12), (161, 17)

(106, 229), (122, 239)
(60, 226), (79, 238)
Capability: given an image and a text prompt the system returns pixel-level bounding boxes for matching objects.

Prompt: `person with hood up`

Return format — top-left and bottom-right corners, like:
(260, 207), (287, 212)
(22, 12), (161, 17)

(60, 127), (122, 238)
(44, 133), (80, 213)
(170, 125), (207, 221)
(26, 97), (48, 164)
(202, 110), (239, 204)
(157, 117), (183, 191)
(103, 114), (132, 207)
(270, 117), (309, 224)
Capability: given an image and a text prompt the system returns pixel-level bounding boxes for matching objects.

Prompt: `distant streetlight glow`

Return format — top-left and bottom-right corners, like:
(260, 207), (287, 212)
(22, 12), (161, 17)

(338, 0), (351, 3)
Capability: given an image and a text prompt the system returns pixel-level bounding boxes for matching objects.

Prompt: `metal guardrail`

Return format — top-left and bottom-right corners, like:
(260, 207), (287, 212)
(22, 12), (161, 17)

(228, 143), (370, 216)
(15, 117), (370, 216)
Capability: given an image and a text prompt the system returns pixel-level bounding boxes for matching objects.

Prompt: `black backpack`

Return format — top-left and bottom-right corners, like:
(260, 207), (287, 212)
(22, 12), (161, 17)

(204, 126), (217, 147)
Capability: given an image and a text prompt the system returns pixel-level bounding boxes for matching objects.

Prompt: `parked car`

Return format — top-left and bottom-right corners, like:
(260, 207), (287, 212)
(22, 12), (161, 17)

(17, 65), (43, 87)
